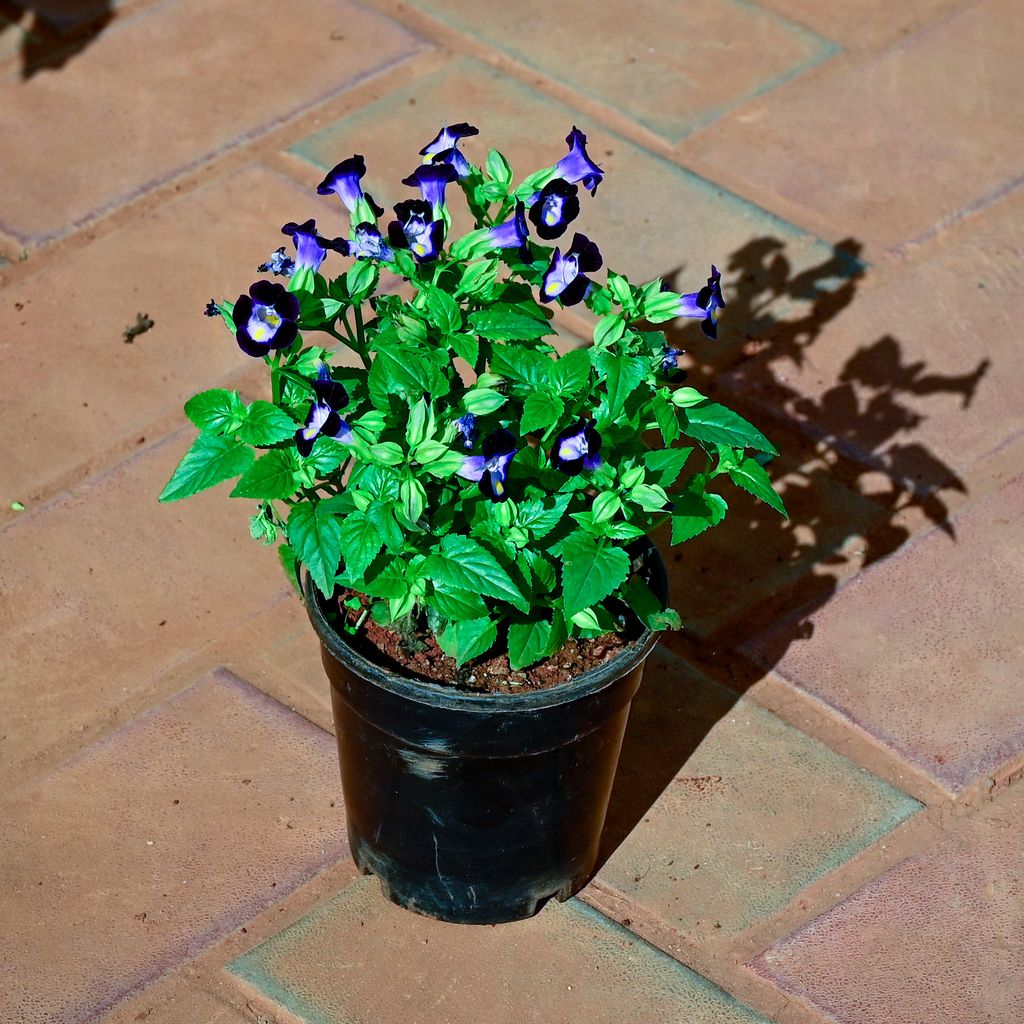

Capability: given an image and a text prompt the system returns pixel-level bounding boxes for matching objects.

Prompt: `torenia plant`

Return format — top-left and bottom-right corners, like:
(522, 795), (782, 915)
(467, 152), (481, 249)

(160, 124), (787, 670)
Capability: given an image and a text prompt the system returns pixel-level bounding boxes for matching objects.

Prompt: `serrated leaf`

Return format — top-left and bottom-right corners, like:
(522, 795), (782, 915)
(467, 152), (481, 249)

(339, 509), (384, 580)
(368, 341), (447, 405)
(520, 392), (564, 435)
(517, 493), (572, 539)
(448, 331), (479, 365)
(652, 392), (680, 444)
(594, 349), (647, 420)
(237, 401), (298, 446)
(366, 500), (404, 552)
(728, 456), (788, 516)
(424, 287), (462, 334)
(469, 306), (553, 341)
(159, 433), (254, 503)
(553, 347), (591, 395)
(230, 449), (298, 499)
(286, 502), (343, 597)
(424, 534), (528, 613)
(426, 587), (489, 620)
(508, 620), (551, 670)
(682, 402), (778, 455)
(437, 617), (497, 667)
(670, 481), (728, 545)
(184, 389), (243, 435)
(643, 447), (693, 488)
(559, 532), (631, 618)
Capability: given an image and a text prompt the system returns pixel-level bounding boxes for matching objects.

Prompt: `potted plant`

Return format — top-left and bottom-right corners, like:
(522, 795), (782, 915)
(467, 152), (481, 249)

(160, 123), (786, 924)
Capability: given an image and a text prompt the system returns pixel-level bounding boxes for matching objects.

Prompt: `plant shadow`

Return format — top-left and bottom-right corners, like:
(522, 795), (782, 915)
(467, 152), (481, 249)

(595, 233), (991, 869)
(1, 1), (113, 79)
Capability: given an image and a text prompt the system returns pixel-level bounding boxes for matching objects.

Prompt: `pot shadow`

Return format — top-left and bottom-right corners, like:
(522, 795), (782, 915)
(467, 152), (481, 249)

(596, 233), (991, 868)
(1, 1), (113, 79)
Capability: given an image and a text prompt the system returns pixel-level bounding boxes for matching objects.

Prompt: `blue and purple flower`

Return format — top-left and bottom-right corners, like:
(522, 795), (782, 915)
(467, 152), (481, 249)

(388, 199), (444, 263)
(540, 232), (602, 306)
(528, 178), (580, 240)
(454, 413), (478, 451)
(677, 265), (725, 340)
(257, 247), (296, 277)
(554, 127), (604, 196)
(551, 419), (602, 476)
(231, 281), (300, 357)
(660, 347), (688, 381)
(401, 163), (458, 216)
(295, 364), (352, 457)
(281, 219), (347, 275)
(203, 299), (220, 317)
(486, 200), (530, 261)
(420, 122), (479, 179)
(347, 222), (393, 261)
(316, 155), (384, 218)
(457, 427), (518, 502)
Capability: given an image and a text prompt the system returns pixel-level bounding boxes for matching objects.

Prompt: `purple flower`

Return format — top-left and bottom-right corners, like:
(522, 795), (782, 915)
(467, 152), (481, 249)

(231, 281), (300, 357)
(401, 162), (458, 215)
(486, 200), (530, 261)
(457, 427), (518, 502)
(281, 219), (347, 274)
(295, 364), (352, 457)
(388, 199), (444, 263)
(454, 413), (478, 451)
(316, 155), (384, 217)
(420, 122), (479, 179)
(348, 222), (393, 261)
(540, 232), (602, 306)
(528, 178), (579, 240)
(203, 299), (219, 317)
(257, 247), (296, 278)
(677, 265), (725, 340)
(660, 347), (688, 381)
(554, 126), (603, 196)
(551, 419), (602, 476)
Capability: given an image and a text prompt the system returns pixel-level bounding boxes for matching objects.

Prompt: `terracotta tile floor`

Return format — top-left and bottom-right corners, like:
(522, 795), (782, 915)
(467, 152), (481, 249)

(2, 2), (1021, 1021)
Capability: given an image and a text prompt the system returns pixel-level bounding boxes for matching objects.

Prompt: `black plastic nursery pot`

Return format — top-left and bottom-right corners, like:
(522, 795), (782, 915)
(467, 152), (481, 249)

(304, 546), (667, 926)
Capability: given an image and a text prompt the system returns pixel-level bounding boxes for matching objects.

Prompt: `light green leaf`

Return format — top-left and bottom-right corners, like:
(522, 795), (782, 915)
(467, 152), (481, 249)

(594, 350), (647, 420)
(399, 477), (426, 524)
(237, 401), (298, 446)
(425, 587), (489, 620)
(629, 482), (671, 513)
(593, 314), (626, 349)
(469, 306), (553, 341)
(486, 149), (513, 187)
(230, 449), (298, 500)
(520, 392), (564, 435)
(424, 288), (462, 335)
(727, 456), (788, 516)
(591, 491), (621, 523)
(159, 433), (254, 503)
(437, 617), (497, 667)
(559, 531), (631, 618)
(571, 608), (602, 630)
(369, 442), (405, 466)
(516, 493), (572, 539)
(552, 347), (591, 395)
(278, 542), (301, 595)
(448, 331), (479, 365)
(682, 402), (778, 455)
(424, 534), (528, 612)
(286, 502), (344, 597)
(670, 481), (728, 544)
(184, 389), (243, 435)
(455, 259), (499, 300)
(462, 388), (508, 415)
(339, 509), (384, 580)
(670, 387), (707, 408)
(508, 620), (551, 671)
(643, 447), (693, 488)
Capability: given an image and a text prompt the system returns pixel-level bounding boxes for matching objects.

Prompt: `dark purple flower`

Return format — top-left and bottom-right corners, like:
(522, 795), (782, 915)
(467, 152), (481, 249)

(257, 247), (296, 277)
(402, 163), (458, 215)
(660, 347), (688, 381)
(454, 413), (478, 451)
(348, 222), (393, 261)
(485, 200), (530, 261)
(388, 199), (444, 263)
(528, 178), (580, 240)
(457, 427), (518, 502)
(551, 419), (602, 475)
(420, 122), (478, 179)
(540, 232), (602, 306)
(677, 265), (725, 340)
(203, 300), (219, 317)
(295, 364), (352, 457)
(281, 219), (348, 274)
(316, 155), (384, 217)
(553, 126), (603, 196)
(231, 281), (300, 357)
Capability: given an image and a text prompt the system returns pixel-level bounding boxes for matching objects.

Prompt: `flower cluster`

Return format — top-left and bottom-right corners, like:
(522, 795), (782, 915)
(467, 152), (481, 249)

(163, 123), (784, 672)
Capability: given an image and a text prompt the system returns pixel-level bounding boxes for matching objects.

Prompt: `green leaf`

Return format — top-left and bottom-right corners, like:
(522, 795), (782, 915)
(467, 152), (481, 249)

(594, 350), (647, 420)
(670, 481), (728, 544)
(652, 392), (680, 444)
(670, 386), (707, 408)
(363, 558), (410, 600)
(486, 149), (513, 187)
(159, 433), (254, 503)
(425, 586), (489, 620)
(230, 449), (298, 499)
(424, 534), (529, 612)
(682, 402), (778, 455)
(184, 389), (243, 435)
(369, 341), (447, 405)
(278, 542), (301, 596)
(237, 401), (298, 446)
(462, 388), (508, 415)
(455, 259), (499, 300)
(368, 442), (405, 466)
(621, 577), (680, 631)
(469, 306), (553, 341)
(552, 347), (591, 395)
(437, 617), (497, 667)
(399, 477), (426, 524)
(629, 482), (671, 513)
(448, 331), (479, 365)
(366, 500), (404, 552)
(346, 260), (378, 300)
(559, 532), (631, 618)
(517, 493), (572, 538)
(593, 314), (626, 349)
(508, 620), (551, 671)
(287, 502), (343, 597)
(643, 447), (693, 488)
(490, 345), (555, 389)
(339, 509), (384, 580)
(424, 288), (462, 335)
(520, 392), (564, 435)
(727, 456), (788, 516)
(591, 491), (621, 523)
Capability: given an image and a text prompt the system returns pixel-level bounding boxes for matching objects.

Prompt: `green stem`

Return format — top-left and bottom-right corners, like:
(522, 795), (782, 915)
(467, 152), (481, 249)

(269, 351), (282, 405)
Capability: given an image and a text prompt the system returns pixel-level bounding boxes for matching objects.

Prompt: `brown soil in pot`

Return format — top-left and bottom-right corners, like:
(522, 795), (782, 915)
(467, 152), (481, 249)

(333, 590), (632, 694)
